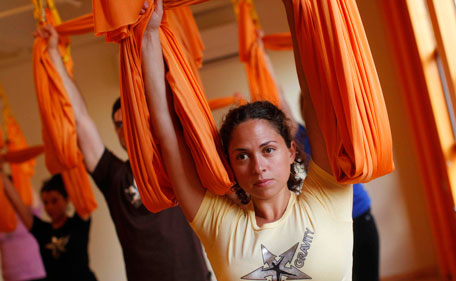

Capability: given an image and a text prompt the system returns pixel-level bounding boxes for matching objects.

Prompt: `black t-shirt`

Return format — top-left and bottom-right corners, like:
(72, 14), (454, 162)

(30, 214), (97, 281)
(91, 148), (209, 281)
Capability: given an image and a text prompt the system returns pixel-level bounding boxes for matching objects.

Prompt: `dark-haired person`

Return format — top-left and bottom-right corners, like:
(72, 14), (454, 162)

(33, 25), (210, 281)
(2, 173), (97, 281)
(139, 0), (354, 280)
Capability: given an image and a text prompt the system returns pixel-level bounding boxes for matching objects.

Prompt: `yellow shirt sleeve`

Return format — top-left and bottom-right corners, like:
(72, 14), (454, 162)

(301, 161), (353, 222)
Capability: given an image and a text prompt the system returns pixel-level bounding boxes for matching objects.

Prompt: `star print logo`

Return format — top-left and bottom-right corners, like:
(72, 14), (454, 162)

(45, 235), (70, 259)
(125, 179), (143, 208)
(241, 243), (311, 280)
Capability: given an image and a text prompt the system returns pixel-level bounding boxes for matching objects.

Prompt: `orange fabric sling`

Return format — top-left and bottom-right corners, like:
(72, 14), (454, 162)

(208, 93), (247, 110)
(33, 12), (97, 217)
(0, 88), (45, 232)
(93, 0), (233, 212)
(236, 0), (280, 106)
(262, 33), (292, 51)
(289, 0), (394, 182)
(0, 130), (17, 232)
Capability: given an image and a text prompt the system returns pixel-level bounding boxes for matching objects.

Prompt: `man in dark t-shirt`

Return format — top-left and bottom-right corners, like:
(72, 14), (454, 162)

(41, 25), (210, 281)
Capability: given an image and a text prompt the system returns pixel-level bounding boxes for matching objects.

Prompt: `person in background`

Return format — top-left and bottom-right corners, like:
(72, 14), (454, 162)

(0, 184), (46, 281)
(34, 24), (210, 281)
(2, 173), (97, 281)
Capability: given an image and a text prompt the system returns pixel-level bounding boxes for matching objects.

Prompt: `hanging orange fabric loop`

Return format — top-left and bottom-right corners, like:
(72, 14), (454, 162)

(236, 0), (280, 106)
(93, 0), (233, 212)
(208, 93), (247, 110)
(289, 0), (394, 182)
(262, 33), (293, 51)
(33, 11), (97, 217)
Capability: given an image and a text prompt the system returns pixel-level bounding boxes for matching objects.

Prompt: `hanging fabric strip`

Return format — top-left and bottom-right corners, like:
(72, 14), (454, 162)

(93, 0), (233, 212)
(0, 129), (17, 232)
(236, 0), (280, 106)
(208, 93), (247, 110)
(288, 0), (394, 182)
(33, 11), (97, 217)
(262, 32), (292, 51)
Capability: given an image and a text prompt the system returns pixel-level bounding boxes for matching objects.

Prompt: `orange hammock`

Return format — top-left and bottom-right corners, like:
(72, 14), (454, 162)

(237, 0), (280, 106)
(262, 32), (292, 51)
(33, 12), (97, 217)
(93, 0), (233, 212)
(288, 0), (394, 182)
(208, 93), (247, 110)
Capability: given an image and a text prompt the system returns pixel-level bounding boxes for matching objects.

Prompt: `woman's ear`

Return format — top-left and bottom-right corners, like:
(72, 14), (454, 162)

(289, 141), (297, 164)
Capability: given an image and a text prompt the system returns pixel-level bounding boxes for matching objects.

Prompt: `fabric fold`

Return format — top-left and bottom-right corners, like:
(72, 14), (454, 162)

(289, 0), (394, 182)
(33, 12), (97, 217)
(93, 0), (233, 212)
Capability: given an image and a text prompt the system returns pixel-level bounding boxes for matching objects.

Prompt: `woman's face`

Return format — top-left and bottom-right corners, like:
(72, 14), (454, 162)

(228, 119), (296, 202)
(41, 190), (68, 222)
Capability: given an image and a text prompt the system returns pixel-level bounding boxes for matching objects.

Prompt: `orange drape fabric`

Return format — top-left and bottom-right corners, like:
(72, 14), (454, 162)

(33, 13), (97, 217)
(93, 0), (233, 212)
(237, 0), (280, 106)
(262, 33), (292, 51)
(208, 93), (247, 110)
(0, 88), (45, 232)
(6, 115), (37, 207)
(290, 0), (394, 182)
(0, 130), (17, 232)
(3, 146), (45, 163)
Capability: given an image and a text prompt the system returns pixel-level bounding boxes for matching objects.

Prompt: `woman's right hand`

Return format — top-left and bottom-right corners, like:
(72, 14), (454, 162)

(142, 0), (164, 33)
(34, 24), (59, 51)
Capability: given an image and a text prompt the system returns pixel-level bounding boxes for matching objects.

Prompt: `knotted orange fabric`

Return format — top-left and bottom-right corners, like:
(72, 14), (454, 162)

(33, 12), (97, 217)
(236, 0), (280, 106)
(93, 0), (233, 212)
(262, 33), (292, 51)
(289, 0), (394, 182)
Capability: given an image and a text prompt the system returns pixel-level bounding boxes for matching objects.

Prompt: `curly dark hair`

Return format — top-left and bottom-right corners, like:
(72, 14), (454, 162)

(41, 174), (68, 199)
(219, 101), (304, 204)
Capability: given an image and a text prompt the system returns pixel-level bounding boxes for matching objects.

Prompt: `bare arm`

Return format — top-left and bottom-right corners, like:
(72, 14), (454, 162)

(36, 26), (104, 172)
(2, 172), (33, 230)
(141, 0), (205, 221)
(282, 0), (332, 174)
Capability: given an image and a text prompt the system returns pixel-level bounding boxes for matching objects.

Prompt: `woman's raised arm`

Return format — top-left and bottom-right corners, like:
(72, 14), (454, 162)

(141, 0), (205, 221)
(282, 0), (332, 175)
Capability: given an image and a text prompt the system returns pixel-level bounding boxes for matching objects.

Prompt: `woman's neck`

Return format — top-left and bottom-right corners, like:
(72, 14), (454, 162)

(253, 189), (291, 227)
(52, 215), (68, 229)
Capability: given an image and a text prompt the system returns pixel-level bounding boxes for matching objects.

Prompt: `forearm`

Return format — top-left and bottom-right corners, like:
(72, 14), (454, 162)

(2, 173), (33, 230)
(141, 29), (205, 221)
(283, 0), (332, 174)
(47, 48), (104, 172)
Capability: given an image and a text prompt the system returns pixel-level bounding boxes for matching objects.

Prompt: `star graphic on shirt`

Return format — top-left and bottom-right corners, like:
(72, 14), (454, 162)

(241, 243), (311, 281)
(45, 235), (70, 259)
(124, 178), (143, 208)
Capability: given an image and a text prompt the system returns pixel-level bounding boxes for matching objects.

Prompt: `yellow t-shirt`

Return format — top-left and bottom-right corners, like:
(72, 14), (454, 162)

(191, 161), (353, 281)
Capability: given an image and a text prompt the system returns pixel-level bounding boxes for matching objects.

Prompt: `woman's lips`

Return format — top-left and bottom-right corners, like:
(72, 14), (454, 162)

(254, 179), (272, 187)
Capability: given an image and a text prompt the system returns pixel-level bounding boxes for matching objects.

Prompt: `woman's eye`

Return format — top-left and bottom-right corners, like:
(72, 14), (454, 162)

(236, 153), (248, 160)
(264, 147), (275, 154)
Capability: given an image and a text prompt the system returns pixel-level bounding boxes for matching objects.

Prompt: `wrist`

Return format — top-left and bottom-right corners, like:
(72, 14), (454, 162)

(142, 30), (160, 49)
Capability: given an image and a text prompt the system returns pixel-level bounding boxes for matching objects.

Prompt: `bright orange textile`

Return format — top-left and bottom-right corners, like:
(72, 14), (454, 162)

(262, 33), (292, 51)
(6, 116), (36, 206)
(208, 93), (247, 110)
(3, 146), (44, 164)
(33, 13), (97, 217)
(290, 0), (394, 182)
(0, 130), (17, 232)
(93, 0), (233, 212)
(237, 0), (280, 106)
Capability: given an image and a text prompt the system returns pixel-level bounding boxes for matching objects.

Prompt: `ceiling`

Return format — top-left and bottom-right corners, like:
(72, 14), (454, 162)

(0, 0), (234, 64)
